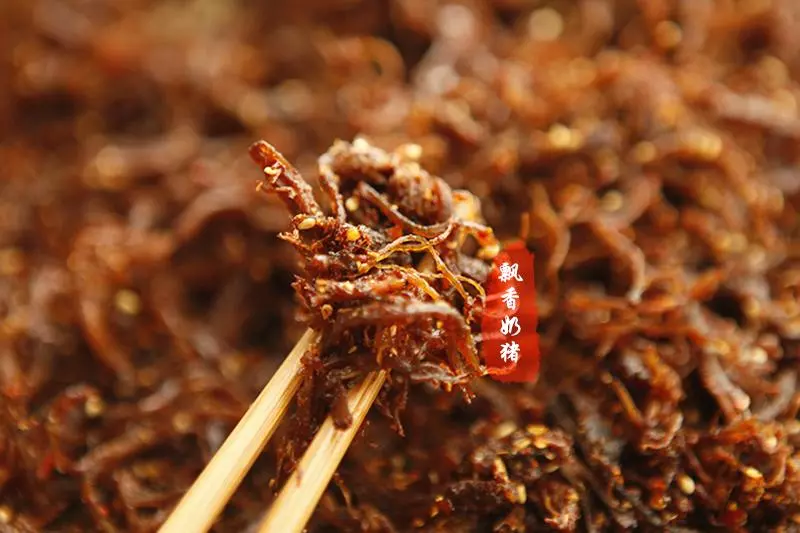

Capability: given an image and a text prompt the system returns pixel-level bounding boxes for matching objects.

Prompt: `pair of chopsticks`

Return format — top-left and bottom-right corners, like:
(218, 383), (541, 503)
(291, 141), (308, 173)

(159, 328), (386, 533)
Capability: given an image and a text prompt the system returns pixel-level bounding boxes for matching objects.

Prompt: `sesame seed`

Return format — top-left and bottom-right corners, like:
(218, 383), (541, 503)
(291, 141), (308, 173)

(747, 346), (768, 364)
(528, 8), (563, 42)
(341, 281), (355, 293)
(398, 143), (422, 160)
(492, 458), (508, 478)
(743, 466), (763, 479)
(84, 396), (105, 418)
(733, 391), (751, 411)
(514, 483), (527, 504)
(526, 424), (549, 436)
(632, 141), (657, 164)
(345, 196), (360, 212)
(707, 339), (730, 356)
(678, 475), (696, 495)
(493, 421), (517, 439)
(263, 165), (281, 178)
(346, 227), (361, 241)
(512, 436), (532, 452)
(600, 190), (624, 212)
(172, 413), (192, 433)
(683, 130), (723, 160)
(297, 217), (317, 230)
(548, 123), (579, 149)
(114, 289), (141, 316)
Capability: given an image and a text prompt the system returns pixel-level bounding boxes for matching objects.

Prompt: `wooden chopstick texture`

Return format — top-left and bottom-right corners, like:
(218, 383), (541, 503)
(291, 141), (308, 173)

(258, 370), (387, 533)
(159, 328), (319, 533)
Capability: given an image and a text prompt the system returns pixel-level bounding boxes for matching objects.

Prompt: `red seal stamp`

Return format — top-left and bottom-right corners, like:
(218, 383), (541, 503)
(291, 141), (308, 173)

(481, 240), (539, 383)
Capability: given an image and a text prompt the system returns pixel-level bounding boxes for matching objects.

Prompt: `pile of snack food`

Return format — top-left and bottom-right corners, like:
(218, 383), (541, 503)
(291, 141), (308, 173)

(1, 0), (798, 531)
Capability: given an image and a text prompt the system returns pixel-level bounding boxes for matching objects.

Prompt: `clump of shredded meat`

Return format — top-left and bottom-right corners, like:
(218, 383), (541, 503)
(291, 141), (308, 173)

(249, 138), (502, 441)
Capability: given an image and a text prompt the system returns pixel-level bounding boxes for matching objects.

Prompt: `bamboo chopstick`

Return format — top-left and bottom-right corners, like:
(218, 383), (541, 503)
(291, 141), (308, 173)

(159, 328), (319, 533)
(258, 370), (387, 533)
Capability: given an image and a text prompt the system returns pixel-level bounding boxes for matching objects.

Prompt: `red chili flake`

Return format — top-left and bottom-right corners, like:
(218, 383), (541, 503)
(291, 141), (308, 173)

(482, 240), (540, 383)
(36, 452), (54, 480)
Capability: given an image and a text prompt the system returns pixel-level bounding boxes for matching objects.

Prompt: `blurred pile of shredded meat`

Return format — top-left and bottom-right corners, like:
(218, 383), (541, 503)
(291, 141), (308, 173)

(1, 0), (799, 531)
